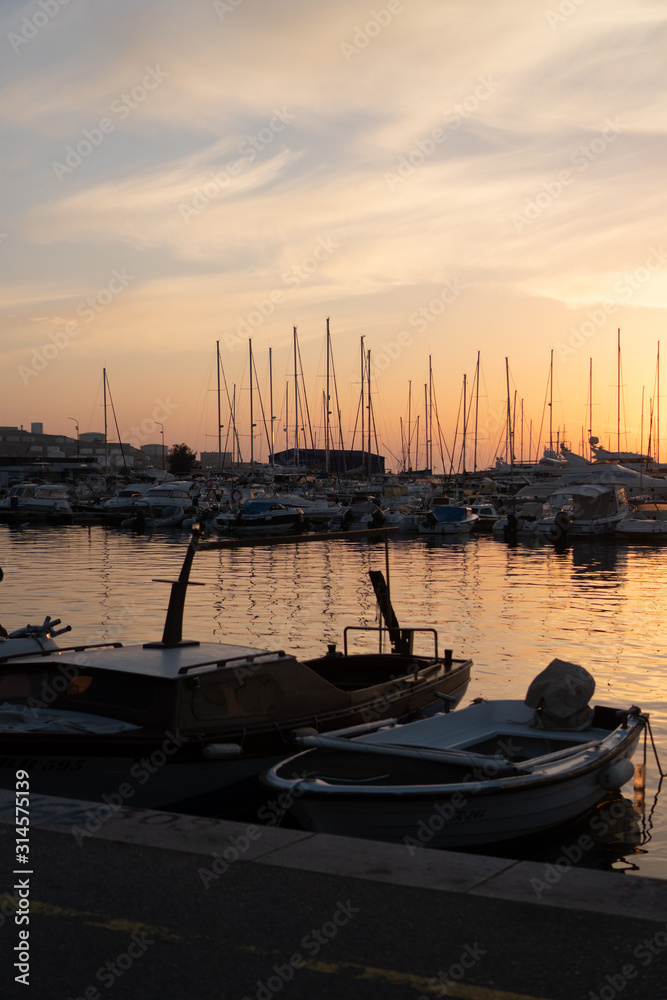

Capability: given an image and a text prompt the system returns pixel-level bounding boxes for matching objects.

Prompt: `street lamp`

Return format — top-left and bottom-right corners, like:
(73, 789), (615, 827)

(68, 417), (80, 460)
(156, 422), (165, 470)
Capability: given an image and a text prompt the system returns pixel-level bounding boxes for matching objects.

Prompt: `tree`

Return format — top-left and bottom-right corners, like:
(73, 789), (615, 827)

(168, 443), (197, 476)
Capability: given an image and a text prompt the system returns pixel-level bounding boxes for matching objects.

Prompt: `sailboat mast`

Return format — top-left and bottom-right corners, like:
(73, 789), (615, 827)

(428, 357), (433, 473)
(232, 385), (236, 465)
(617, 328), (621, 456)
(588, 357), (593, 460)
(249, 339), (254, 473)
(462, 373), (467, 474)
(424, 383), (428, 473)
(505, 358), (511, 465)
(216, 341), (222, 474)
(103, 367), (109, 473)
(474, 350), (480, 473)
(284, 382), (289, 455)
(269, 347), (274, 470)
(549, 349), (553, 454)
(367, 348), (372, 477)
(326, 318), (331, 475)
(293, 327), (299, 469)
(360, 337), (365, 475)
(657, 340), (661, 466)
(407, 380), (412, 473)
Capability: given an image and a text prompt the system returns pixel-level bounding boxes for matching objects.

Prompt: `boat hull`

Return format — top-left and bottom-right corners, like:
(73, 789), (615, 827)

(264, 701), (645, 849)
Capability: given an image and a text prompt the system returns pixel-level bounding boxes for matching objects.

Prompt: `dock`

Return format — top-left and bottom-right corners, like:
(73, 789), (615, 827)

(1, 789), (665, 999)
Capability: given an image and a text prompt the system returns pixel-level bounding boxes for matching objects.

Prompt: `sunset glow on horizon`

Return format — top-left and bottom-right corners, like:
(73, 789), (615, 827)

(2, 0), (667, 472)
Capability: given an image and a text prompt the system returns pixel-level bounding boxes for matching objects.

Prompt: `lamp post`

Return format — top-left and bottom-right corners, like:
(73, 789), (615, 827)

(156, 422), (165, 470)
(68, 417), (80, 460)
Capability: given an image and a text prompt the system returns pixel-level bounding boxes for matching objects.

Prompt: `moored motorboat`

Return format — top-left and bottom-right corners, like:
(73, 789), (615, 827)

(263, 660), (646, 849)
(0, 527), (472, 814)
(211, 498), (305, 535)
(615, 502), (667, 541)
(417, 505), (479, 535)
(537, 484), (630, 538)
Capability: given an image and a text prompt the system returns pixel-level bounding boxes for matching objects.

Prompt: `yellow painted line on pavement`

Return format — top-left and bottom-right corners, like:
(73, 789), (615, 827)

(238, 946), (553, 1000)
(2, 895), (552, 999)
(0, 894), (184, 943)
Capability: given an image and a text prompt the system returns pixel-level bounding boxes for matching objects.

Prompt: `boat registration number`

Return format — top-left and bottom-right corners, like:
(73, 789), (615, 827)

(0, 756), (85, 771)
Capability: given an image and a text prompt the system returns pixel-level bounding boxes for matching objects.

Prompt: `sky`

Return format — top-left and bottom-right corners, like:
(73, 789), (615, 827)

(1, 0), (667, 472)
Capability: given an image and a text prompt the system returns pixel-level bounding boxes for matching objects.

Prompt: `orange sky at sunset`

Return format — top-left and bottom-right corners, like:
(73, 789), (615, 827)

(2, 0), (666, 471)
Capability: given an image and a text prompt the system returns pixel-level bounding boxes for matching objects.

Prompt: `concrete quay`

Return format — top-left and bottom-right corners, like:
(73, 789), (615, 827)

(0, 789), (666, 1000)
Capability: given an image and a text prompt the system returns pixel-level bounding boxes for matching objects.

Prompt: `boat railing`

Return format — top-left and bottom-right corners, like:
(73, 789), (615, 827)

(0, 641), (123, 663)
(177, 649), (289, 675)
(342, 625), (440, 660)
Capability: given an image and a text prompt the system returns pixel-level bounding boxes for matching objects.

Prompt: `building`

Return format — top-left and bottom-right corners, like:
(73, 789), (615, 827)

(272, 448), (385, 475)
(0, 426), (152, 485)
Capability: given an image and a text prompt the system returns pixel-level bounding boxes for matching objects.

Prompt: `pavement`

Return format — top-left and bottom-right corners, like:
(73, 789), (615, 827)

(0, 789), (666, 1000)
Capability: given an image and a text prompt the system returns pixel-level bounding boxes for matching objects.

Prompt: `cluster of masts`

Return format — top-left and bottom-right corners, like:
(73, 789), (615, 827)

(208, 325), (661, 477)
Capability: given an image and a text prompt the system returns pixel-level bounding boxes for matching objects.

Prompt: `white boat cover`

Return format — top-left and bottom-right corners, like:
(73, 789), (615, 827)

(0, 703), (140, 733)
(524, 658), (595, 730)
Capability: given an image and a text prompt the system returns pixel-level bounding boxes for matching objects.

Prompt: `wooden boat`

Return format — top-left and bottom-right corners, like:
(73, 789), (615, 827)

(263, 660), (646, 849)
(0, 528), (471, 814)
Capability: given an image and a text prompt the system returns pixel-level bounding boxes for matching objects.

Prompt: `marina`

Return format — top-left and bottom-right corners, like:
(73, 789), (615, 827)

(0, 521), (664, 880)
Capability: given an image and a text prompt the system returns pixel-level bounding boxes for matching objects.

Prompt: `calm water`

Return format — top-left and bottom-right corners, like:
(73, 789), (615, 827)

(1, 524), (665, 878)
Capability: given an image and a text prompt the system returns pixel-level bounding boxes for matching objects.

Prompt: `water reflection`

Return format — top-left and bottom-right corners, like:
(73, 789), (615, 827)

(0, 524), (665, 877)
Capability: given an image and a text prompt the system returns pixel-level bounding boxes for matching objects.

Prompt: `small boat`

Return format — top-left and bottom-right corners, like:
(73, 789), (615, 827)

(122, 484), (197, 529)
(417, 505), (479, 535)
(537, 484), (630, 538)
(0, 528), (472, 813)
(467, 500), (502, 532)
(0, 483), (74, 523)
(615, 502), (667, 541)
(211, 498), (305, 535)
(492, 502), (543, 539)
(263, 659), (646, 849)
(0, 615), (71, 658)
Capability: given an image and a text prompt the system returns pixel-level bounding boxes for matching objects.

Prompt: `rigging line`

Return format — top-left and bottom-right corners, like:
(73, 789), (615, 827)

(104, 374), (127, 472)
(218, 349), (243, 463)
(295, 333), (316, 452)
(430, 378), (453, 472)
(251, 353), (273, 461)
(328, 338), (347, 478)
